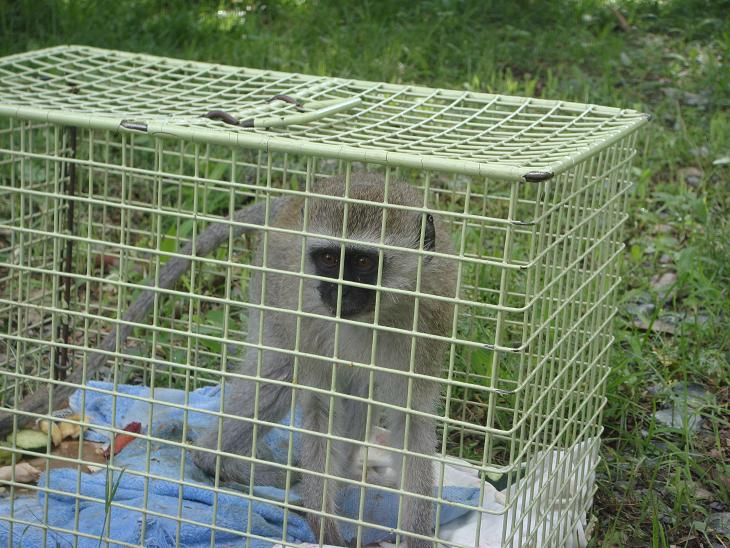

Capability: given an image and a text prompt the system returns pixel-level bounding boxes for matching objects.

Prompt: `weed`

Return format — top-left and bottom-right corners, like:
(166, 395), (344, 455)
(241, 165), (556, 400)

(1, 1), (728, 544)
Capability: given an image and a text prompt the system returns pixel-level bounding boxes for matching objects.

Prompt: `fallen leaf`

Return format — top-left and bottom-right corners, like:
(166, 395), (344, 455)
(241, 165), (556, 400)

(671, 382), (715, 406)
(633, 317), (677, 335)
(651, 271), (677, 292)
(678, 166), (703, 177)
(682, 92), (709, 107)
(713, 156), (730, 166)
(653, 224), (674, 234)
(634, 311), (708, 335)
(654, 404), (703, 432)
(707, 513), (730, 536)
(661, 87), (681, 99)
(625, 302), (655, 316)
(694, 487), (713, 501)
(691, 146), (709, 158)
(677, 166), (703, 186)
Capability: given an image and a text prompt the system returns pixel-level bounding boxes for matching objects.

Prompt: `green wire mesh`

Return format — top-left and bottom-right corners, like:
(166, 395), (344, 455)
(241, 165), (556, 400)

(0, 46), (646, 547)
(0, 45), (647, 180)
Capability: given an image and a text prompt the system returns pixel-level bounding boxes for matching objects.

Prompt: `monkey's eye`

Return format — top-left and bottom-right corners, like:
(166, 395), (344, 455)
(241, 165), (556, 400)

(353, 254), (375, 272)
(317, 251), (339, 269)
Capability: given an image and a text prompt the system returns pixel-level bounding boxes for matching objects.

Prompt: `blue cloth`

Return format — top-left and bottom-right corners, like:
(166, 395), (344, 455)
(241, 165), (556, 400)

(0, 382), (479, 547)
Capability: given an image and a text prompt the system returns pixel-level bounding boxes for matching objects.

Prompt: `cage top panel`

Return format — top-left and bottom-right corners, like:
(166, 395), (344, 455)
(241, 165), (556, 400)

(0, 45), (647, 181)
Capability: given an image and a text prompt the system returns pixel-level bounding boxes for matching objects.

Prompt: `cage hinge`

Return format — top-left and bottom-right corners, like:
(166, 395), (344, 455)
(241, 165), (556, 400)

(523, 171), (554, 182)
(205, 110), (241, 126)
(120, 120), (149, 132)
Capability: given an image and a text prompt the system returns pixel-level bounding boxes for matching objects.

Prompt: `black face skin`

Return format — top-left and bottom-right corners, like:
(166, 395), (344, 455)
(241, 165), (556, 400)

(312, 213), (435, 318)
(312, 246), (380, 317)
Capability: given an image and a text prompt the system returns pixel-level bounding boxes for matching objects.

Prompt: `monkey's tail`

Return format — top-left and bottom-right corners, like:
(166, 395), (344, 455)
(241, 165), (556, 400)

(0, 199), (281, 436)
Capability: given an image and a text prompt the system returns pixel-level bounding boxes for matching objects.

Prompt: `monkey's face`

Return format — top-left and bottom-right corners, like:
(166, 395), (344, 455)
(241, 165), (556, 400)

(310, 245), (380, 318)
(300, 176), (448, 322)
(305, 212), (437, 321)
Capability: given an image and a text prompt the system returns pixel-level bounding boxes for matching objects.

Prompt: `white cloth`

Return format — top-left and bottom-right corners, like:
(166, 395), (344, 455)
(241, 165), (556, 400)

(274, 437), (598, 547)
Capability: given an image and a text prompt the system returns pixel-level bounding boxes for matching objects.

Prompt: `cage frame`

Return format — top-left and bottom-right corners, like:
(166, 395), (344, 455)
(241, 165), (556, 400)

(0, 45), (647, 548)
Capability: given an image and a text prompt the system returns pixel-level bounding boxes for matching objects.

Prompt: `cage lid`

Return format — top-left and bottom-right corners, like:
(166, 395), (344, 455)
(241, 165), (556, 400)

(0, 45), (648, 181)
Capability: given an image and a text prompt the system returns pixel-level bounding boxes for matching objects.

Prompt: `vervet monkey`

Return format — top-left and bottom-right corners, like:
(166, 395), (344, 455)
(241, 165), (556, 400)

(0, 173), (456, 547)
(191, 174), (457, 547)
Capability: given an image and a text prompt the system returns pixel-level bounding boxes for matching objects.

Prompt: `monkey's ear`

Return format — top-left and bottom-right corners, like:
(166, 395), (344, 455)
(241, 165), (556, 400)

(420, 214), (436, 251)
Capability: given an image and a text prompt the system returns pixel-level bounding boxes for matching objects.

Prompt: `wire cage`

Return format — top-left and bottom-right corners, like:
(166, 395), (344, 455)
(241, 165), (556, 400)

(0, 46), (647, 548)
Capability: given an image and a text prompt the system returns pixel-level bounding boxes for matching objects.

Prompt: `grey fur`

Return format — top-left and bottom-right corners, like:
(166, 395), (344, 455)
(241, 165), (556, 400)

(191, 174), (457, 547)
(0, 173), (456, 548)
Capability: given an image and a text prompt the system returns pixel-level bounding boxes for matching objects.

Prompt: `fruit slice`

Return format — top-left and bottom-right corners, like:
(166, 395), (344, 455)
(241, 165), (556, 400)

(7, 429), (50, 452)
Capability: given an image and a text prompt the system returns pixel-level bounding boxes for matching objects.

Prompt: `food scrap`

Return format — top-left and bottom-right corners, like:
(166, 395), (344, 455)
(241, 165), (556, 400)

(103, 422), (142, 459)
(5, 429), (50, 453)
(37, 412), (82, 447)
(0, 462), (41, 483)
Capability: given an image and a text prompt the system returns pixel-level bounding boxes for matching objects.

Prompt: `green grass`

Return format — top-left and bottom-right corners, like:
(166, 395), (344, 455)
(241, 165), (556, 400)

(2, 0), (729, 545)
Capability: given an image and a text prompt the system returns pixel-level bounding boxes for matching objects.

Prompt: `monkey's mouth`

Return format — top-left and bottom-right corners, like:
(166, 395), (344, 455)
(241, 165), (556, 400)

(319, 282), (375, 319)
(329, 301), (374, 319)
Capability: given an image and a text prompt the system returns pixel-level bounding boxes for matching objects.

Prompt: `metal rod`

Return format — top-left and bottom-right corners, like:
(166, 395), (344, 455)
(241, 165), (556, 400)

(56, 126), (77, 382)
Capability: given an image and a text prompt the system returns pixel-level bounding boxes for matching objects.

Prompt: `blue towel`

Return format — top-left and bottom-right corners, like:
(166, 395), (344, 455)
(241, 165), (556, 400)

(0, 382), (480, 547)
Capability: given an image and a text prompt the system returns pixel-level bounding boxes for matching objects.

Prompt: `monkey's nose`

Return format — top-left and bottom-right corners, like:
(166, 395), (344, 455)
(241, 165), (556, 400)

(339, 286), (375, 318)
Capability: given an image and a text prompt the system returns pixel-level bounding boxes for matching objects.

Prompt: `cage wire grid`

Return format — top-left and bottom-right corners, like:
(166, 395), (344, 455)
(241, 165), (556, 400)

(0, 46), (647, 548)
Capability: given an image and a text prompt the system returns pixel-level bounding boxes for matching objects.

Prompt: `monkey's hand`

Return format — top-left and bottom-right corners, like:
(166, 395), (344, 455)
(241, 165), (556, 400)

(190, 424), (290, 488)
